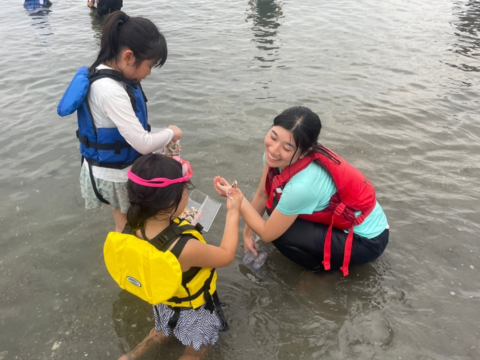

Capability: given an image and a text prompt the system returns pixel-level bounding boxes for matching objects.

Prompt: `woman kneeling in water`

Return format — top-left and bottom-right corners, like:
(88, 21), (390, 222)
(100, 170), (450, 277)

(214, 106), (389, 275)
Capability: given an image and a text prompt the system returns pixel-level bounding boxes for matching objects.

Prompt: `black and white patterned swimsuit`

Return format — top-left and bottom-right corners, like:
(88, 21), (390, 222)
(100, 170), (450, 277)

(153, 236), (222, 351)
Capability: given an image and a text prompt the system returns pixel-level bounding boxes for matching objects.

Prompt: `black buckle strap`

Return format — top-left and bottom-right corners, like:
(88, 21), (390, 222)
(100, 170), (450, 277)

(78, 132), (130, 153)
(168, 309), (181, 329)
(167, 269), (215, 304)
(89, 68), (139, 89)
(147, 222), (196, 252)
(86, 160), (110, 205)
(166, 290), (229, 332)
(213, 291), (229, 332)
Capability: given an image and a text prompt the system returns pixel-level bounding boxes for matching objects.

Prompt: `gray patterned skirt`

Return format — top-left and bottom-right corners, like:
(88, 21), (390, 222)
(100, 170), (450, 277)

(79, 165), (130, 213)
(153, 303), (222, 351)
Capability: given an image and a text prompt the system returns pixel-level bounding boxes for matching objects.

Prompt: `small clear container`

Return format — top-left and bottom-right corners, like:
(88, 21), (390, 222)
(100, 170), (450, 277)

(242, 233), (268, 269)
(242, 251), (256, 265)
(252, 252), (268, 269)
(185, 189), (221, 232)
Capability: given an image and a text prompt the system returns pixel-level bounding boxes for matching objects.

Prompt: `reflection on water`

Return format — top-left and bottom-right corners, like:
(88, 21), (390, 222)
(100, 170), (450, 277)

(246, 0), (283, 65)
(26, 8), (54, 38)
(112, 291), (153, 354)
(90, 9), (104, 41)
(297, 264), (397, 357)
(449, 0), (480, 71)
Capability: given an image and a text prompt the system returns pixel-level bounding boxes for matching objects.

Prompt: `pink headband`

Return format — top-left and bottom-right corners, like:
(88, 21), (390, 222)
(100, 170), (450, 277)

(127, 156), (193, 188)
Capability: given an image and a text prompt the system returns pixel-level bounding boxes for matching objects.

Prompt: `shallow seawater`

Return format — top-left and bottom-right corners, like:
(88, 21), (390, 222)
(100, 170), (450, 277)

(1, 0), (479, 359)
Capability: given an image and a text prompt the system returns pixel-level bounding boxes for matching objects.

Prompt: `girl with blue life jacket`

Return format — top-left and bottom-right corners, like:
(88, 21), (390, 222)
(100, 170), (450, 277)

(57, 12), (182, 232)
(213, 106), (389, 276)
(24, 0), (52, 10)
(108, 154), (242, 360)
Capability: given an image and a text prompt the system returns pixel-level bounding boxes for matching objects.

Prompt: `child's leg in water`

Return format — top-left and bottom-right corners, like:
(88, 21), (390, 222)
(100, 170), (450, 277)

(179, 344), (212, 360)
(109, 206), (126, 233)
(118, 328), (169, 360)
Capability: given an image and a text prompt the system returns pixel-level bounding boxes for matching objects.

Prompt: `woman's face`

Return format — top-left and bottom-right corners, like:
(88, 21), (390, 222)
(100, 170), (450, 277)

(264, 126), (302, 169)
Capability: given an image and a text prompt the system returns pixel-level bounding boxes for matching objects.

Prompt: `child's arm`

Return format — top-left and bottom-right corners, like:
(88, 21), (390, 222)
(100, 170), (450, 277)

(214, 171), (297, 244)
(177, 188), (243, 270)
(92, 79), (182, 154)
(213, 168), (268, 255)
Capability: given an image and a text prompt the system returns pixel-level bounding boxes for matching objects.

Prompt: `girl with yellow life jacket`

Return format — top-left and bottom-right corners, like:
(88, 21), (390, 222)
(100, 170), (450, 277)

(110, 154), (243, 360)
(213, 106), (389, 276)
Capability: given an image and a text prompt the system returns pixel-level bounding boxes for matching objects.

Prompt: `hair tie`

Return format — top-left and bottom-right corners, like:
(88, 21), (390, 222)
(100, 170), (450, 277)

(124, 15), (130, 23)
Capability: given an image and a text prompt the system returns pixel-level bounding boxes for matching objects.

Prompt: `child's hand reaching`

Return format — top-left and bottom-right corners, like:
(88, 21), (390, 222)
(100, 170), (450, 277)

(213, 176), (231, 197)
(168, 125), (183, 142)
(226, 187), (243, 211)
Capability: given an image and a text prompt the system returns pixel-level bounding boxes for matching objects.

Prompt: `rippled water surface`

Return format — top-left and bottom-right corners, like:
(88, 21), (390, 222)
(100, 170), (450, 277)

(1, 0), (480, 359)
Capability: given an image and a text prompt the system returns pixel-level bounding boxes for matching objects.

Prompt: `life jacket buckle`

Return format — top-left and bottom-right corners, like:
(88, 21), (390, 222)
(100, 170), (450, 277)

(80, 135), (90, 149)
(89, 68), (99, 78)
(334, 202), (346, 216)
(114, 141), (123, 154)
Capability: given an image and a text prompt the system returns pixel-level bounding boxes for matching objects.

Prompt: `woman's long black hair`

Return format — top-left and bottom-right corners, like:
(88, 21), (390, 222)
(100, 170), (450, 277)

(126, 154), (186, 232)
(90, 11), (168, 71)
(272, 106), (339, 166)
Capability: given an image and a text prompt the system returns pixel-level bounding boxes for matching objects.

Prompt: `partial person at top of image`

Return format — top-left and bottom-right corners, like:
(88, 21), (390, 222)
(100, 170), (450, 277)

(57, 11), (182, 233)
(214, 106), (389, 277)
(24, 0), (52, 10)
(88, 0), (122, 18)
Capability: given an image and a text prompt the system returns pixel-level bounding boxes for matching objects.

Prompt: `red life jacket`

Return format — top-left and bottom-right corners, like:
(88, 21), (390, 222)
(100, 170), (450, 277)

(264, 145), (376, 276)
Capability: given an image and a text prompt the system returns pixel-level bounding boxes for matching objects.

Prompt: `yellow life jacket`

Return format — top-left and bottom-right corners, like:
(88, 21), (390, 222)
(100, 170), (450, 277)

(104, 218), (217, 308)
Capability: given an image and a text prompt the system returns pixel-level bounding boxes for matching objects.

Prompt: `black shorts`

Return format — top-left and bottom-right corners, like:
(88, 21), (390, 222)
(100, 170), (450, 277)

(271, 216), (389, 273)
(97, 0), (123, 16)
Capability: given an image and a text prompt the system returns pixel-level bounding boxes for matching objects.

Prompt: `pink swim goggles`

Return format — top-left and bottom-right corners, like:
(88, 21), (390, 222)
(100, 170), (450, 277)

(127, 156), (193, 187)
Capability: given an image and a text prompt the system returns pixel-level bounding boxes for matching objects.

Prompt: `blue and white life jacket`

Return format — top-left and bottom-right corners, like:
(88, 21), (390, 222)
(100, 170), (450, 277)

(57, 66), (149, 169)
(24, 0), (51, 10)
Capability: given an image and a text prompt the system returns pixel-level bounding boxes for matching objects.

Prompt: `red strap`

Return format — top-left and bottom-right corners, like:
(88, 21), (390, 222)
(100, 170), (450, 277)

(334, 202), (346, 216)
(322, 222), (333, 271)
(323, 202), (346, 271)
(340, 226), (354, 276)
(266, 177), (279, 209)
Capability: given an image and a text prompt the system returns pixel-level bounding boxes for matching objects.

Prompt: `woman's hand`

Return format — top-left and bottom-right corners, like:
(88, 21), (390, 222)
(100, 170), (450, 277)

(87, 1), (94, 7)
(243, 226), (258, 256)
(168, 125), (183, 141)
(226, 187), (243, 211)
(213, 176), (231, 197)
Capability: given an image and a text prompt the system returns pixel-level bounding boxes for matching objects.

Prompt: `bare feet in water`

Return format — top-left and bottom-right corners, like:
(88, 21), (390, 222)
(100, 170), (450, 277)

(118, 328), (169, 360)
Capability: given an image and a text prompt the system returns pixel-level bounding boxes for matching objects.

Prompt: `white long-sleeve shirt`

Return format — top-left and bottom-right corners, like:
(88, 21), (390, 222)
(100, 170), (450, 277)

(83, 64), (173, 182)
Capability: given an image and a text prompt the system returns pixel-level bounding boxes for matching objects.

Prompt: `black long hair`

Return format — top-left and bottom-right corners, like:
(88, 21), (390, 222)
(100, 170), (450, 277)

(126, 154), (186, 231)
(272, 106), (322, 160)
(90, 11), (168, 71)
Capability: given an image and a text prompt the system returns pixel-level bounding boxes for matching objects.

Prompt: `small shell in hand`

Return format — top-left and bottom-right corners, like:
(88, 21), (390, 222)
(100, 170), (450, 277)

(165, 140), (181, 157)
(180, 206), (198, 224)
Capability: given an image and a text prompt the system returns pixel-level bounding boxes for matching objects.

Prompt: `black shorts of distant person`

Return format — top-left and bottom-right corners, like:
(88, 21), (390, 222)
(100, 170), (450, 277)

(88, 0), (123, 17)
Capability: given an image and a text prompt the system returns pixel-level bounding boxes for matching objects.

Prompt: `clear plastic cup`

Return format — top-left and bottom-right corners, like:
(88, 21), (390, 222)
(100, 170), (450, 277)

(242, 250), (268, 269)
(185, 190), (221, 232)
(242, 251), (256, 265)
(252, 252), (268, 269)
